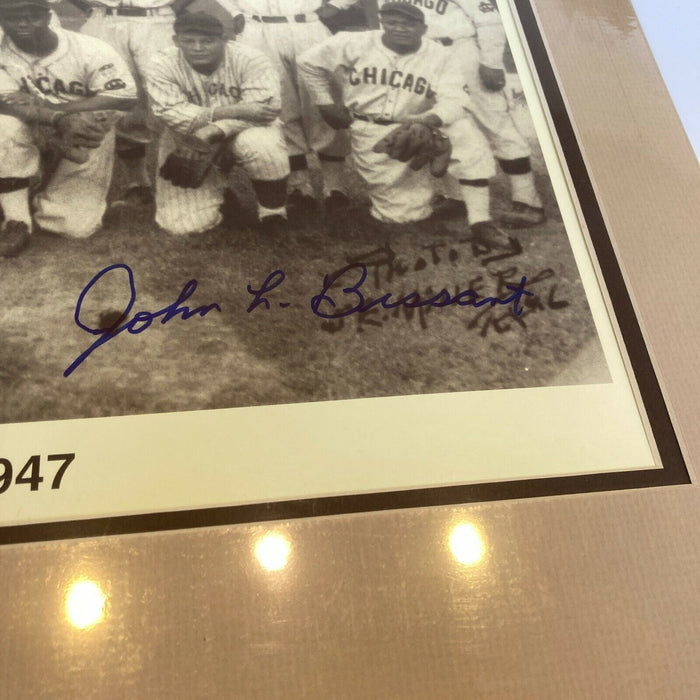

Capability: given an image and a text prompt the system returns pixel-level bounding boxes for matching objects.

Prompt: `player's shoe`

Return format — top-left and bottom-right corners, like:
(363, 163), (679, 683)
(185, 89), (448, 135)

(469, 220), (511, 249)
(0, 220), (30, 257)
(431, 195), (467, 220)
(499, 201), (546, 228)
(287, 189), (318, 217)
(103, 185), (154, 225)
(324, 190), (351, 211)
(108, 185), (154, 210)
(257, 214), (288, 235)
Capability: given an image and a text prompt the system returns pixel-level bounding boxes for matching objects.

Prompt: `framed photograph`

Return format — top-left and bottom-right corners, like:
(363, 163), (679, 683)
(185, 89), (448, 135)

(0, 0), (689, 544)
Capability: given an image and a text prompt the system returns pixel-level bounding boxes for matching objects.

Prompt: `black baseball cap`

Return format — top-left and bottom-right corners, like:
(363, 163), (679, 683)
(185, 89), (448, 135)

(173, 11), (224, 37)
(378, 2), (425, 23)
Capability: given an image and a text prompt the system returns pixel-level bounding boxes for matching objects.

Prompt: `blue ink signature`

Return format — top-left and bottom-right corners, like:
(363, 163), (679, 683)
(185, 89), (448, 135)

(64, 263), (221, 377)
(308, 263), (533, 319)
(247, 270), (290, 312)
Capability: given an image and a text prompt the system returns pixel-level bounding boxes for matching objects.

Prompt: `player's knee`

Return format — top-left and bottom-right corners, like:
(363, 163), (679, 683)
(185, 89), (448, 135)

(235, 127), (289, 177)
(155, 202), (220, 236)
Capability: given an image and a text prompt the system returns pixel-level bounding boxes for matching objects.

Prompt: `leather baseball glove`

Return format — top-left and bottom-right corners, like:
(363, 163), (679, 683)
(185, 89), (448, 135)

(372, 122), (452, 177)
(159, 133), (222, 189)
(30, 110), (118, 165)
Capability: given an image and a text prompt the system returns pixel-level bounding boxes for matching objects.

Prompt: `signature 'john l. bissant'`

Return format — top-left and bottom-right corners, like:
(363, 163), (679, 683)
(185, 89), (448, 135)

(64, 263), (221, 377)
(66, 262), (533, 377)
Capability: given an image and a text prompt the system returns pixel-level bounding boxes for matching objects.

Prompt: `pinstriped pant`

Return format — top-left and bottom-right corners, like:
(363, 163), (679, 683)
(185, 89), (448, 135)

(155, 122), (289, 235)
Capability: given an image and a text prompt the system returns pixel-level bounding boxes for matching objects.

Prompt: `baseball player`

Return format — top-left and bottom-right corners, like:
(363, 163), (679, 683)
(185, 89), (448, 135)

(144, 11), (290, 235)
(0, 0), (136, 255)
(399, 0), (545, 227)
(298, 2), (507, 243)
(213, 0), (366, 214)
(64, 0), (195, 211)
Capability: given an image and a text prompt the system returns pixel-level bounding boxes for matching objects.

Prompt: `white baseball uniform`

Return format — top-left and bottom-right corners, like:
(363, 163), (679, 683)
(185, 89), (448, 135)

(0, 29), (136, 236)
(398, 0), (530, 161)
(298, 29), (494, 222)
(145, 41), (289, 235)
(215, 0), (359, 159)
(80, 0), (178, 147)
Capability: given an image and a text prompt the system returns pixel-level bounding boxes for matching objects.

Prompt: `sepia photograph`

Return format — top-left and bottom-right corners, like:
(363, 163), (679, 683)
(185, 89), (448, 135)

(0, 0), (610, 425)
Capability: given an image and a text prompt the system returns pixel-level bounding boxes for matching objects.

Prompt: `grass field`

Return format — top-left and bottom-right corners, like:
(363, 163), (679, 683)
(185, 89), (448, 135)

(0, 7), (610, 424)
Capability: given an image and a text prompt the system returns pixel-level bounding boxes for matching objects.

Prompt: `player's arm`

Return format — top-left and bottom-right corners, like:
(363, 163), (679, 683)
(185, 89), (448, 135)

(0, 68), (55, 125)
(456, 0), (507, 89)
(44, 40), (139, 115)
(297, 32), (357, 127)
(207, 48), (281, 136)
(409, 51), (470, 128)
(146, 61), (216, 135)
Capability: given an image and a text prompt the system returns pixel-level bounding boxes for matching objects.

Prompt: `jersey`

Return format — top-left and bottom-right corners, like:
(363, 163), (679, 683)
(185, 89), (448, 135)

(297, 30), (465, 126)
(0, 29), (136, 104)
(145, 41), (281, 138)
(391, 0), (505, 67)
(216, 0), (358, 17)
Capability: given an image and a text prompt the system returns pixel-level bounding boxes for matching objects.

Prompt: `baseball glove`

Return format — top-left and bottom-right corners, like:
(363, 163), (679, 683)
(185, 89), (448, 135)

(478, 63), (506, 92)
(34, 110), (119, 164)
(159, 133), (221, 189)
(372, 122), (452, 177)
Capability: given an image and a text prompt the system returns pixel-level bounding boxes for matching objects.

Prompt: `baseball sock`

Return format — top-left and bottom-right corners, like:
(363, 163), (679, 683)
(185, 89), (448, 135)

(288, 154), (313, 197)
(253, 178), (288, 219)
(498, 157), (542, 208)
(509, 172), (542, 208)
(0, 188), (32, 226)
(123, 157), (151, 190)
(459, 179), (490, 225)
(318, 155), (346, 196)
(258, 204), (287, 220)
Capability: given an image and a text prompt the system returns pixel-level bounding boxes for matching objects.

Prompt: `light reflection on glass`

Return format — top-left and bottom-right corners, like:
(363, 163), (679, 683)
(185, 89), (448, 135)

(65, 580), (106, 629)
(449, 523), (486, 566)
(254, 533), (291, 571)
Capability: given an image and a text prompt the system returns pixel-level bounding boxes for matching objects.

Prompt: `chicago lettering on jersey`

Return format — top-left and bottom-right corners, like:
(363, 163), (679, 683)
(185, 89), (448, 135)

(348, 66), (435, 98)
(19, 76), (97, 98)
(183, 83), (242, 105)
(394, 0), (449, 16)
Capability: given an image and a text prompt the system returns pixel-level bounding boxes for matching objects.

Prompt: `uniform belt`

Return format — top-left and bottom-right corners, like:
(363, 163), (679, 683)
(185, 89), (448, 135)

(99, 6), (170, 17)
(251, 14), (317, 23)
(352, 113), (397, 126)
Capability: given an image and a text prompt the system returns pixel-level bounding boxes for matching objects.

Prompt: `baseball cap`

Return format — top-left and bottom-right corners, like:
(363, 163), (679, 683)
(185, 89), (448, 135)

(0, 0), (50, 10)
(378, 2), (425, 23)
(173, 11), (224, 37)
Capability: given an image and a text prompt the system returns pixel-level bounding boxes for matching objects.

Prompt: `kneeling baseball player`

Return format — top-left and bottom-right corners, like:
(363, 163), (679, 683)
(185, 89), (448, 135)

(144, 12), (290, 235)
(0, 0), (137, 256)
(298, 2), (506, 245)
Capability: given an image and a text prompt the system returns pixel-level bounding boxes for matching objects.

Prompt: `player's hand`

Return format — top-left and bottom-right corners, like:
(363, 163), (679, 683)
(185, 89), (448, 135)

(193, 123), (226, 144)
(479, 64), (506, 92)
(55, 112), (106, 149)
(0, 91), (40, 107)
(403, 113), (443, 129)
(315, 4), (340, 20)
(318, 104), (352, 130)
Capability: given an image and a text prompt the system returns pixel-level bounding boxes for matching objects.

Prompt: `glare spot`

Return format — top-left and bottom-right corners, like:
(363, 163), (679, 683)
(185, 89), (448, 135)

(449, 523), (486, 566)
(254, 533), (291, 571)
(65, 580), (106, 629)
